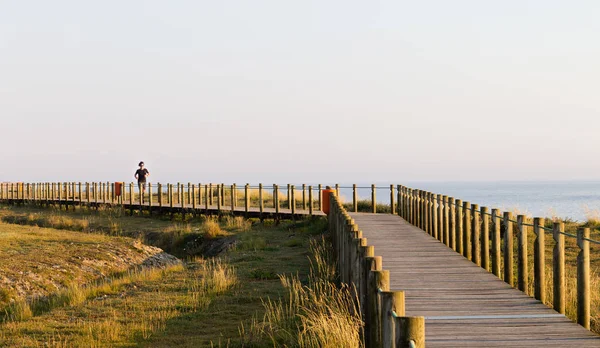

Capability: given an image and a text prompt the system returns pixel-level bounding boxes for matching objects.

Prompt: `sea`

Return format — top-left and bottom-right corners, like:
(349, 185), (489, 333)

(333, 181), (600, 222)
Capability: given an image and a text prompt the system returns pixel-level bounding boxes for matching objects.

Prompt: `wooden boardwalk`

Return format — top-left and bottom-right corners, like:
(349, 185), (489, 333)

(3, 198), (325, 219)
(350, 213), (600, 347)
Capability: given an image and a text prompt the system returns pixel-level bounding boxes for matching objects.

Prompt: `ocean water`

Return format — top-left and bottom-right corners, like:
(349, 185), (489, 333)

(335, 181), (600, 222)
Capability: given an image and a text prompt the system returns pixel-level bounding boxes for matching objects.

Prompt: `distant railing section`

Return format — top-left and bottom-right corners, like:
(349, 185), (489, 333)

(0, 182), (339, 217)
(0, 182), (408, 215)
(396, 185), (599, 331)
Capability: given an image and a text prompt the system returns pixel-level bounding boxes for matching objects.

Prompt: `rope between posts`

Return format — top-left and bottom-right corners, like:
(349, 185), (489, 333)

(560, 231), (578, 238)
(584, 237), (600, 245)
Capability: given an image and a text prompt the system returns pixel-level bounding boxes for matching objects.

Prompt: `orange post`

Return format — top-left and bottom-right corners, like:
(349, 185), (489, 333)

(115, 182), (123, 196)
(321, 187), (336, 215)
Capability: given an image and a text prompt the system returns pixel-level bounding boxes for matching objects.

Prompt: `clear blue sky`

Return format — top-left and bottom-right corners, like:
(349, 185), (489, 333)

(1, 1), (599, 184)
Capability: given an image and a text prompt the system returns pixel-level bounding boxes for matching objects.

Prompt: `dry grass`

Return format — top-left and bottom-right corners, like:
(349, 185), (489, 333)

(1, 265), (181, 324)
(223, 215), (251, 231)
(163, 222), (193, 235)
(2, 212), (91, 231)
(0, 203), (329, 346)
(0, 258), (239, 346)
(200, 258), (237, 296)
(202, 218), (228, 239)
(240, 236), (363, 348)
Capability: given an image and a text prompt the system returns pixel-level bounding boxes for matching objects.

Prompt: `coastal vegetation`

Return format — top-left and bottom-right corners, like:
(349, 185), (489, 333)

(0, 204), (363, 346)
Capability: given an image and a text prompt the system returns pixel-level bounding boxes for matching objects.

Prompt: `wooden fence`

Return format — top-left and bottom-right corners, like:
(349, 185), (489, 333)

(0, 182), (333, 218)
(329, 192), (424, 348)
(396, 185), (599, 331)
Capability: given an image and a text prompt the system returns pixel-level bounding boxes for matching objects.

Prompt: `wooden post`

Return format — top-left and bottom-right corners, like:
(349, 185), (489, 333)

(415, 190), (421, 229)
(397, 185), (402, 216)
(181, 183), (185, 208)
(302, 184), (306, 210)
(368, 269), (389, 348)
(577, 227), (591, 329)
(274, 185), (280, 217)
(371, 184), (377, 214)
(86, 183), (90, 204)
(533, 218), (545, 303)
(308, 186), (313, 215)
(58, 182), (62, 207)
(430, 193), (436, 237)
(481, 207), (490, 271)
(357, 242), (372, 319)
(350, 228), (363, 287)
(209, 183), (213, 206)
(169, 184), (174, 208)
(455, 199), (463, 254)
(198, 183), (202, 207)
(463, 201), (471, 260)
(406, 188), (411, 223)
(288, 185), (296, 218)
(335, 183), (339, 197)
(244, 184), (249, 216)
(318, 184), (322, 211)
(504, 212), (514, 287)
(438, 195), (445, 242)
(230, 185), (235, 212)
(432, 194), (438, 239)
(353, 184), (358, 212)
(448, 197), (456, 250)
(204, 184), (209, 213)
(390, 185), (395, 215)
(491, 209), (501, 277)
(364, 256), (382, 348)
(129, 182), (134, 205)
(192, 184), (197, 209)
(395, 316), (425, 348)
(217, 184), (222, 213)
(232, 183), (237, 208)
(471, 204), (480, 266)
(221, 183), (225, 206)
(423, 192), (429, 233)
(421, 190), (427, 230)
(517, 215), (528, 293)
(148, 183), (153, 210)
(382, 291), (405, 348)
(187, 182), (192, 206)
(158, 183), (163, 207)
(287, 184), (291, 209)
(259, 183), (264, 217)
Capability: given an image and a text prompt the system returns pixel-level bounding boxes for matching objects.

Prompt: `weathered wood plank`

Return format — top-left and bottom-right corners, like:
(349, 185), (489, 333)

(350, 212), (600, 345)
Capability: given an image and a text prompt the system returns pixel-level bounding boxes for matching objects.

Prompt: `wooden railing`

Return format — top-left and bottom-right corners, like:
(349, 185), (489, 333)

(328, 192), (425, 348)
(396, 185), (598, 331)
(0, 182), (413, 214)
(0, 182), (332, 218)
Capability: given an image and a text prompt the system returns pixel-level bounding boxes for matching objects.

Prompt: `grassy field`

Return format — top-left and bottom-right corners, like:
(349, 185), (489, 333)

(0, 204), (362, 347)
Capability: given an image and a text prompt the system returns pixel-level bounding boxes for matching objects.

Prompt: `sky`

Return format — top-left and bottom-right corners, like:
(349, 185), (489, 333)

(1, 1), (599, 185)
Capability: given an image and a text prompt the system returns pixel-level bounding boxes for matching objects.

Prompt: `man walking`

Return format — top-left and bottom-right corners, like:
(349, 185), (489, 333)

(134, 161), (150, 203)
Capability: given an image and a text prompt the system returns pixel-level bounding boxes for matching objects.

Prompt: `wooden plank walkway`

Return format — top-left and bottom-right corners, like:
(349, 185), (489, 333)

(350, 212), (600, 347)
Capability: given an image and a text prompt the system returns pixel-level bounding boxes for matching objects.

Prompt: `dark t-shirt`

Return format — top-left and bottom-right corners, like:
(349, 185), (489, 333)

(136, 168), (149, 182)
